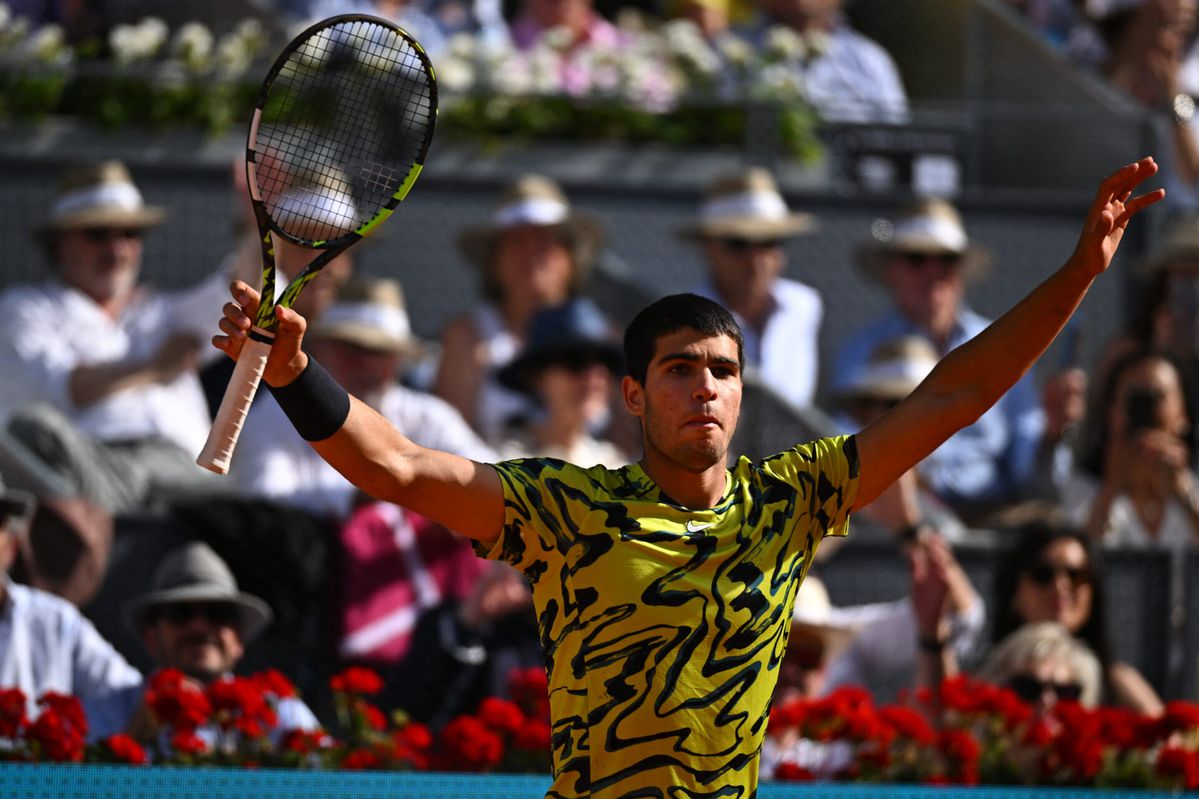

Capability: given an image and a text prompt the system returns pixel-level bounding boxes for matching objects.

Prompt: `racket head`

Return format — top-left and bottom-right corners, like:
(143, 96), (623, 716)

(246, 14), (438, 250)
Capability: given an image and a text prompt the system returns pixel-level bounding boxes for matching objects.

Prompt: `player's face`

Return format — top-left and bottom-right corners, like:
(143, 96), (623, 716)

(55, 226), (144, 307)
(626, 328), (742, 472)
(144, 602), (246, 683)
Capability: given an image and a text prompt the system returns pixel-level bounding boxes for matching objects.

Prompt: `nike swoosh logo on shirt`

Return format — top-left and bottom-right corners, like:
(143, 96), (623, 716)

(685, 520), (716, 533)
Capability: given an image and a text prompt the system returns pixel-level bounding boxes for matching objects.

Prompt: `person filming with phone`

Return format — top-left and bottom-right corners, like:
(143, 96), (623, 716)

(1061, 348), (1199, 647)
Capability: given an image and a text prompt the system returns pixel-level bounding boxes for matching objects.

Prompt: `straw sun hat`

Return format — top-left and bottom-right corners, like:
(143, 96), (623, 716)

(310, 277), (424, 358)
(856, 197), (990, 283)
(457, 175), (606, 272)
(32, 160), (165, 242)
(676, 167), (815, 241)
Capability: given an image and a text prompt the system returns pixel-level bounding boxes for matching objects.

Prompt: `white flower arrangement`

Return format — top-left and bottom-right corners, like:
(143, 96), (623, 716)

(109, 16), (169, 65)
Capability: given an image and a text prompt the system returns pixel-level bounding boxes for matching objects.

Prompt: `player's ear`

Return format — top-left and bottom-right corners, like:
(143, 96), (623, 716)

(622, 375), (645, 418)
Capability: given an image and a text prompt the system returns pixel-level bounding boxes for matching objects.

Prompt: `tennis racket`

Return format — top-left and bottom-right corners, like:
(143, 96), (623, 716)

(198, 14), (437, 474)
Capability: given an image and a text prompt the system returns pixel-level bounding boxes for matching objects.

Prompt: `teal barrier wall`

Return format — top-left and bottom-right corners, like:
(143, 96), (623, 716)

(0, 766), (1188, 799)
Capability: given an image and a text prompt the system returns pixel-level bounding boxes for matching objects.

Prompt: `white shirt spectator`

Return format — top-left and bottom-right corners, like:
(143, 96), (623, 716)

(0, 578), (142, 740)
(0, 274), (226, 455)
(231, 382), (496, 519)
(693, 277), (822, 410)
(822, 595), (986, 700)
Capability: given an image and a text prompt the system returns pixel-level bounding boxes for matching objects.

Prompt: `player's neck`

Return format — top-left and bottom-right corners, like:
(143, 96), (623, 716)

(639, 454), (728, 510)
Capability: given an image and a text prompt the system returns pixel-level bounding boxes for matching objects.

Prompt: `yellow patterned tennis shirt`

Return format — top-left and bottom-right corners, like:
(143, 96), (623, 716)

(475, 435), (860, 798)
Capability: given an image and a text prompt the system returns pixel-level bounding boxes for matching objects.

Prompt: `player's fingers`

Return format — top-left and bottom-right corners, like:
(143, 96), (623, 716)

(229, 280), (262, 316)
(222, 301), (251, 330)
(218, 317), (247, 340)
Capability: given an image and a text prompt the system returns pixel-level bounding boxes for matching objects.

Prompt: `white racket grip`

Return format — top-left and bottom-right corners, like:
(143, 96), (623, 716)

(196, 331), (273, 474)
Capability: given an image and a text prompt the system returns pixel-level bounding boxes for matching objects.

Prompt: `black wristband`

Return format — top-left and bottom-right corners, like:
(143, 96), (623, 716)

(267, 357), (351, 442)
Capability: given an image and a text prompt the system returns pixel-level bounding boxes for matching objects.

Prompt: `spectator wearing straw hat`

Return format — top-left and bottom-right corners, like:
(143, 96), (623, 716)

(232, 277), (495, 520)
(122, 542), (319, 745)
(831, 198), (1045, 524)
(831, 335), (966, 540)
(0, 160), (231, 513)
(0, 481), (142, 740)
(682, 167), (823, 410)
(436, 175), (607, 444)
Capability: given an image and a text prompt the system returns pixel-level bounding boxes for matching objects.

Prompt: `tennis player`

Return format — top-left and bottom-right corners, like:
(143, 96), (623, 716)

(213, 158), (1162, 797)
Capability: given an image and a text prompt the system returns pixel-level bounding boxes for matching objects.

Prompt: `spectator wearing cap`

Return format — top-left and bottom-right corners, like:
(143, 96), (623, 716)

(123, 542), (319, 745)
(0, 160), (232, 513)
(681, 168), (822, 410)
(232, 277), (496, 520)
(495, 298), (629, 467)
(436, 175), (606, 444)
(0, 482), (142, 740)
(830, 198), (1045, 525)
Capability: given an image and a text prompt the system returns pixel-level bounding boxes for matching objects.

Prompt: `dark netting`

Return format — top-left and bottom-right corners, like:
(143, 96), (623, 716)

(253, 18), (435, 245)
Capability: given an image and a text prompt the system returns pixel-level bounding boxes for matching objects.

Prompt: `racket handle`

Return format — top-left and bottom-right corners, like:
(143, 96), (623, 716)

(196, 331), (273, 474)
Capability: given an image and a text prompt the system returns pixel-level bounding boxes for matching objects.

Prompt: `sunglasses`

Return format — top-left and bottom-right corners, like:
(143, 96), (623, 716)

(898, 251), (961, 267)
(156, 602), (240, 627)
(80, 227), (142, 243)
(718, 237), (783, 253)
(1024, 562), (1092, 589)
(1007, 674), (1083, 703)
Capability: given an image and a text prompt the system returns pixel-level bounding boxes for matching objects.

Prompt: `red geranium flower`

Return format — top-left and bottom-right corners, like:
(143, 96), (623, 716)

(27, 695), (87, 763)
(507, 667), (549, 719)
(207, 675), (275, 736)
(170, 730), (209, 757)
(512, 718), (552, 752)
(146, 669), (211, 731)
(436, 715), (504, 772)
(100, 734), (147, 765)
(330, 666), (384, 696)
(774, 762), (816, 781)
(342, 747), (385, 770)
(254, 669), (297, 699)
(0, 688), (27, 738)
(1157, 745), (1199, 790)
(477, 697), (526, 736)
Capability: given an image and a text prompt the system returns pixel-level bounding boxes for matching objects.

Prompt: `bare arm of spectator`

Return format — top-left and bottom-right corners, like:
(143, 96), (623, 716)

(68, 332), (202, 408)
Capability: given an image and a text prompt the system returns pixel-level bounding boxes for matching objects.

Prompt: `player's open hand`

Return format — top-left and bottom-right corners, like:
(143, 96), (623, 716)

(213, 281), (310, 387)
(1072, 157), (1165, 277)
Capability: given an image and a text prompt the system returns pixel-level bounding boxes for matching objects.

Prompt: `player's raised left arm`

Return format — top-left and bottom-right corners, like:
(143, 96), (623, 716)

(854, 157), (1165, 508)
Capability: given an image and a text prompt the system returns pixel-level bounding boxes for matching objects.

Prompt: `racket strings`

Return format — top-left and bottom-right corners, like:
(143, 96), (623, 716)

(253, 18), (435, 245)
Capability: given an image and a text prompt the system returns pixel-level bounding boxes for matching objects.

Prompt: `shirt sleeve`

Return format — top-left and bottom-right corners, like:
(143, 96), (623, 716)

(759, 435), (860, 541)
(0, 288), (77, 409)
(472, 458), (577, 577)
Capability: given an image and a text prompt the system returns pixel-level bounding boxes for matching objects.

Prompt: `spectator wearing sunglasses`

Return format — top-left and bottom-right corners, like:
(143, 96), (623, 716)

(680, 168), (822, 411)
(121, 542), (319, 748)
(0, 161), (231, 512)
(990, 520), (1161, 714)
(493, 298), (630, 467)
(830, 198), (1045, 526)
(976, 622), (1103, 716)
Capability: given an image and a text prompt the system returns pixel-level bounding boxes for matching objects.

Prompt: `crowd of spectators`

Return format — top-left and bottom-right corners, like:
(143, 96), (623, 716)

(3, 0), (1199, 781)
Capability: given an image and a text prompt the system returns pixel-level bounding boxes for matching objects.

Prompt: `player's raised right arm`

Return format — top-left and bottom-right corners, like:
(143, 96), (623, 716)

(213, 281), (505, 543)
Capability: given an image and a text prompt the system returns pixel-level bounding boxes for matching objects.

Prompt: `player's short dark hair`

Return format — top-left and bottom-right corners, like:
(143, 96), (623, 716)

(623, 293), (744, 385)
